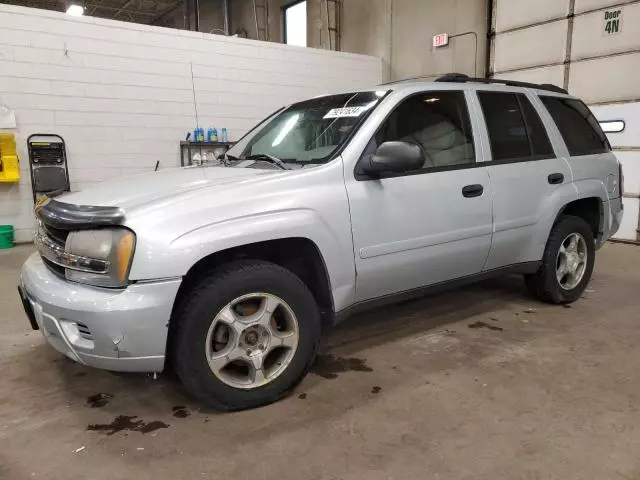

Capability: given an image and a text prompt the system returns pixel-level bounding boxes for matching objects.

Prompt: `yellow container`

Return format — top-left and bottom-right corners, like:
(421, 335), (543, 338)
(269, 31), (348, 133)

(0, 133), (20, 183)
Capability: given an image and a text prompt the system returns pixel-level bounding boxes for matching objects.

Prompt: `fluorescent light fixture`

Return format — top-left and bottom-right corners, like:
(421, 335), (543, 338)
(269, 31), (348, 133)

(272, 114), (300, 147)
(66, 4), (84, 16)
(600, 120), (625, 133)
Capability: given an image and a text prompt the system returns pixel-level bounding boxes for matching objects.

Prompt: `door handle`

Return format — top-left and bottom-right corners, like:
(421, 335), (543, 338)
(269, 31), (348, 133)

(462, 184), (484, 198)
(548, 173), (564, 185)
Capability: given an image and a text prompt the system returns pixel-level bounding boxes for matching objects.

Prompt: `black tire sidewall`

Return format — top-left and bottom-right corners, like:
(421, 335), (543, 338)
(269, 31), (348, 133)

(541, 216), (596, 303)
(174, 261), (321, 410)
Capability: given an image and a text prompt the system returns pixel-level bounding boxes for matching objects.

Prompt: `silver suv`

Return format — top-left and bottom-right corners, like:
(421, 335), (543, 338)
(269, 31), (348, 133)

(19, 74), (623, 410)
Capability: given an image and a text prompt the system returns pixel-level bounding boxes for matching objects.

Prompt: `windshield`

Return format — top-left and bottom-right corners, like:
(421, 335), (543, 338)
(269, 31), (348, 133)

(226, 90), (387, 166)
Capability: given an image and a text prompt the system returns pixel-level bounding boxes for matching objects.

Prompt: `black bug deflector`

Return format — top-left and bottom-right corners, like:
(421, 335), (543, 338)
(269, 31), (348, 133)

(37, 199), (125, 229)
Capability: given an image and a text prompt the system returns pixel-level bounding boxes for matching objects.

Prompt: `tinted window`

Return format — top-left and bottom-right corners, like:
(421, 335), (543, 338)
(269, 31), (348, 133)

(370, 91), (475, 170)
(479, 91), (553, 161)
(541, 97), (610, 156)
(519, 96), (554, 157)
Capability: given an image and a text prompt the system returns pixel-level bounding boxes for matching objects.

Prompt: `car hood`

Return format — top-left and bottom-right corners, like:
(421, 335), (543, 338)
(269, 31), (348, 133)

(58, 166), (280, 211)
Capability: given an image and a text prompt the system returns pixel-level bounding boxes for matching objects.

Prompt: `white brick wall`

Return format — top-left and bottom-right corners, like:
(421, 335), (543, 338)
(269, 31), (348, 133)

(0, 4), (383, 243)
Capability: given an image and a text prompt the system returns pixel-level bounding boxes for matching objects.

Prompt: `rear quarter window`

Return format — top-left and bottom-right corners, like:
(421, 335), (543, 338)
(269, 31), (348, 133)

(540, 97), (610, 156)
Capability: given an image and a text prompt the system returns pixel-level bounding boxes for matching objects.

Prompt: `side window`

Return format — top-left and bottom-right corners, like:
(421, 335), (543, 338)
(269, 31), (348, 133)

(519, 95), (554, 158)
(371, 91), (475, 171)
(541, 97), (610, 156)
(478, 91), (554, 162)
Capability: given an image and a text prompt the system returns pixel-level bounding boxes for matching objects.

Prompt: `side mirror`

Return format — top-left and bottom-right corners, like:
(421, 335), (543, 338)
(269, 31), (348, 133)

(361, 141), (423, 176)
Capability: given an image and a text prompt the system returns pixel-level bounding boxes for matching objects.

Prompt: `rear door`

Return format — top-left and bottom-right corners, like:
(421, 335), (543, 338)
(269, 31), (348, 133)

(474, 90), (574, 269)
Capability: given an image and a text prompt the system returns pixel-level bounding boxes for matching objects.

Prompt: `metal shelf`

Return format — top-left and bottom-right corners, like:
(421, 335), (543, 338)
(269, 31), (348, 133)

(180, 141), (233, 167)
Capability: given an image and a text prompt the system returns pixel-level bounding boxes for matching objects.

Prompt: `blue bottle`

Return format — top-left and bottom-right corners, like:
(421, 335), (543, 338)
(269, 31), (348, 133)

(207, 128), (214, 142)
(210, 128), (218, 143)
(221, 127), (228, 143)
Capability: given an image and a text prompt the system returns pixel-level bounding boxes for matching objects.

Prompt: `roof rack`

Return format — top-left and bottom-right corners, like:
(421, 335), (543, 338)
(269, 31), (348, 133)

(435, 73), (568, 94)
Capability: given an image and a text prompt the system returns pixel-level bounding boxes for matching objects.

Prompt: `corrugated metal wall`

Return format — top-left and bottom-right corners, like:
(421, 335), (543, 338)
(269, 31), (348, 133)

(490, 0), (640, 242)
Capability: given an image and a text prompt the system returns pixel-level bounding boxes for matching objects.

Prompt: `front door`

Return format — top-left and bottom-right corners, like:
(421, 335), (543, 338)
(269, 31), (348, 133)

(345, 90), (493, 302)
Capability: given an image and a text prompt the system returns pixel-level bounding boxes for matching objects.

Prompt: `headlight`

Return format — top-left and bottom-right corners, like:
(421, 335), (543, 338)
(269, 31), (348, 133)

(64, 228), (136, 288)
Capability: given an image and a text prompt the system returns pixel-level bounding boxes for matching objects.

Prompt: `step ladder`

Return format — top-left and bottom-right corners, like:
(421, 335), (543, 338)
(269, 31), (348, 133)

(325, 0), (340, 50)
(253, 0), (269, 41)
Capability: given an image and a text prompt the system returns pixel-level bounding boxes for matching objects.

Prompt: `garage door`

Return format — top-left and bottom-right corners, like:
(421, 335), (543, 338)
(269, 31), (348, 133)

(592, 102), (640, 243)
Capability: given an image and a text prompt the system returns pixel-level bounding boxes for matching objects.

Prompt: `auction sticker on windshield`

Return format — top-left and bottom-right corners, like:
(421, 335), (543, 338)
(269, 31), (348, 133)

(324, 107), (367, 119)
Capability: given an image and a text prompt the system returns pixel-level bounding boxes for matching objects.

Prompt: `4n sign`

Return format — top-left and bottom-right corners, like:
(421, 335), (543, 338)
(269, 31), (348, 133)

(604, 9), (622, 35)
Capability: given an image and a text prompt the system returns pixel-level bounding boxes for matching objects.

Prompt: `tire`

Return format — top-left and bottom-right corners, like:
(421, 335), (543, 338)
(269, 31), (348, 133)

(524, 215), (596, 304)
(173, 260), (322, 411)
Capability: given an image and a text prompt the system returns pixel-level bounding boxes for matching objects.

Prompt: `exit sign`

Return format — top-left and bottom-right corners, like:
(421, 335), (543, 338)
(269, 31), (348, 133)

(433, 33), (449, 48)
(603, 8), (622, 35)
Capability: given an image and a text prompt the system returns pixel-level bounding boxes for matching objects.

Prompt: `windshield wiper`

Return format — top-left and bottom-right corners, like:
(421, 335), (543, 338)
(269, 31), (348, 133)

(244, 153), (291, 170)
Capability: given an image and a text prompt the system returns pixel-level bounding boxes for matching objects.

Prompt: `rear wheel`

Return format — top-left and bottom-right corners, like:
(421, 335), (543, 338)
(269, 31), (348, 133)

(173, 260), (321, 410)
(524, 215), (595, 304)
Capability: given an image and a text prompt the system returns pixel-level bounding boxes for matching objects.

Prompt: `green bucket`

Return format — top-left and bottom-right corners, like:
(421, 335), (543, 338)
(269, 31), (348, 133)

(0, 225), (14, 249)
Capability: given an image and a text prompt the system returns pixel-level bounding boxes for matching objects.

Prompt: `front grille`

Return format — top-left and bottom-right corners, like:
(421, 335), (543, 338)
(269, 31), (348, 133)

(42, 257), (65, 277)
(76, 322), (93, 340)
(36, 215), (70, 276)
(42, 223), (68, 247)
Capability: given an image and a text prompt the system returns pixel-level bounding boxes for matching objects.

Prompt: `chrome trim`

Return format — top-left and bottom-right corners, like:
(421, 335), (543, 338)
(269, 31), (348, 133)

(35, 233), (110, 274)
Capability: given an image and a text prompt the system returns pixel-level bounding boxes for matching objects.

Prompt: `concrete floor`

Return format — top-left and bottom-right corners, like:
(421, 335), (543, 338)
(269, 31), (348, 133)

(1, 244), (640, 480)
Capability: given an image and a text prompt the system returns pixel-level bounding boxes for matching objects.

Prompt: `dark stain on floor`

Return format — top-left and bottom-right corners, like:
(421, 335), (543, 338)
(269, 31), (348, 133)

(311, 354), (373, 379)
(172, 406), (190, 418)
(86, 393), (114, 408)
(87, 415), (169, 436)
(298, 393), (307, 400)
(468, 321), (504, 332)
(371, 386), (381, 394)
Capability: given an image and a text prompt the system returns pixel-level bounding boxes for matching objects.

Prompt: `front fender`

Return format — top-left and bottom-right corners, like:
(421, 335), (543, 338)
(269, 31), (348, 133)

(132, 209), (356, 312)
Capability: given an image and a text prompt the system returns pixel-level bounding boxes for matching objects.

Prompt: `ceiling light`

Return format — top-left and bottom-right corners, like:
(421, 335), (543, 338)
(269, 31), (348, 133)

(66, 4), (84, 16)
(599, 120), (625, 133)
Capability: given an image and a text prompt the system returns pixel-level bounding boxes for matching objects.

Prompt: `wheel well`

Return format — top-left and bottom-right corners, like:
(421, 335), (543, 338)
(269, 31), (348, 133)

(558, 197), (602, 240)
(170, 238), (334, 333)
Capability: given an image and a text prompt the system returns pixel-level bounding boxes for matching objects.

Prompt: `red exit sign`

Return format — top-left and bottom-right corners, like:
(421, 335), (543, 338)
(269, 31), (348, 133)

(433, 33), (449, 48)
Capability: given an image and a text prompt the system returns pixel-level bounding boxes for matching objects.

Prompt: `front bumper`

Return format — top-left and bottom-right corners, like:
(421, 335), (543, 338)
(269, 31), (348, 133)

(20, 253), (181, 372)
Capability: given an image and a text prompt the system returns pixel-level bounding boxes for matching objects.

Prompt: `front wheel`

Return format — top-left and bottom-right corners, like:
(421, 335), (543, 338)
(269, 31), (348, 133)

(173, 260), (322, 410)
(525, 215), (596, 304)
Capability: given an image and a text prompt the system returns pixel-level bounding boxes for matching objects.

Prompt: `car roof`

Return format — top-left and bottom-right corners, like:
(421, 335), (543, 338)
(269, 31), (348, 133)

(331, 73), (575, 100)
(312, 75), (576, 103)
(380, 79), (571, 97)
